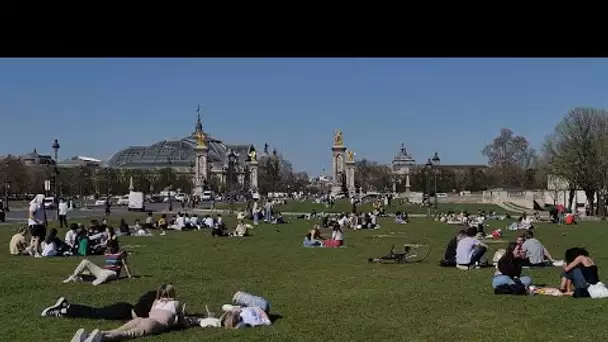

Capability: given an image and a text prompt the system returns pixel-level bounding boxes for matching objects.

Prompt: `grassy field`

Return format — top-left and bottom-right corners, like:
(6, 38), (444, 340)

(2, 214), (608, 341)
(215, 199), (513, 215)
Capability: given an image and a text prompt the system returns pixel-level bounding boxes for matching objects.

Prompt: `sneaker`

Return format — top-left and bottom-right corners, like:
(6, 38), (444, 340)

(160, 231), (166, 236)
(63, 275), (79, 284)
(41, 297), (67, 316)
(456, 265), (469, 271)
(34, 253), (43, 259)
(70, 328), (88, 342)
(84, 329), (101, 342)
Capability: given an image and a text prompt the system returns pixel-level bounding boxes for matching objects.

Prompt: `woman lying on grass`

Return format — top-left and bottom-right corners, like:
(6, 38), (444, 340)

(196, 291), (272, 329)
(71, 284), (187, 341)
(62, 227), (133, 286)
(42, 290), (157, 320)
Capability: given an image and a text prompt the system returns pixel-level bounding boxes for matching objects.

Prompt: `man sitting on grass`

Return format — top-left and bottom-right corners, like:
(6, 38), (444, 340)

(439, 229), (466, 267)
(9, 226), (29, 255)
(455, 227), (489, 270)
(520, 230), (556, 267)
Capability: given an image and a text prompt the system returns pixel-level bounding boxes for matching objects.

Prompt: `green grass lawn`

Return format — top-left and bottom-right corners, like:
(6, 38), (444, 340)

(215, 199), (512, 215)
(2, 214), (608, 341)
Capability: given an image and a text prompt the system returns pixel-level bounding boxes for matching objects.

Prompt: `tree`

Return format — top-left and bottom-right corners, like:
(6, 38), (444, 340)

(544, 107), (608, 216)
(354, 159), (392, 192)
(482, 128), (537, 188)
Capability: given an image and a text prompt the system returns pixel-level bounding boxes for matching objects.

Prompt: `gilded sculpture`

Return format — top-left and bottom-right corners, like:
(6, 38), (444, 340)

(196, 130), (207, 148)
(248, 150), (257, 161)
(333, 130), (344, 146)
(347, 150), (354, 162)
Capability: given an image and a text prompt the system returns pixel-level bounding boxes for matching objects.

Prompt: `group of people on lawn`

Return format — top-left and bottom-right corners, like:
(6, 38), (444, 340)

(439, 225), (605, 298)
(40, 284), (272, 341)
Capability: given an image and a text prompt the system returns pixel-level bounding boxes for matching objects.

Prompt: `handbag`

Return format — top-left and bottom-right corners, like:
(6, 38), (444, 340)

(587, 282), (608, 299)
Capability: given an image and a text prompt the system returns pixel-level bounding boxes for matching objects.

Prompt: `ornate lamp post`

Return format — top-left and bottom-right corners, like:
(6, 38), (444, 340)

(425, 159), (433, 219)
(227, 149), (237, 214)
(431, 152), (441, 210)
(52, 139), (60, 219)
(4, 180), (9, 212)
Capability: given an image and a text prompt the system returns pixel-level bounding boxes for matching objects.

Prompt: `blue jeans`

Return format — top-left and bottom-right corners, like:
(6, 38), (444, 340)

(562, 268), (589, 289)
(492, 275), (532, 289)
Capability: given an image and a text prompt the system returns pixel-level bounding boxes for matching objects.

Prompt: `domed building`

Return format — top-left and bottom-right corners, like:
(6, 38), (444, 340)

(107, 113), (255, 190)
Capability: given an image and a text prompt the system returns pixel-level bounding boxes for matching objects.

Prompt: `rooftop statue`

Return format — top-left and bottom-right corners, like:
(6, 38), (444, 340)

(196, 130), (207, 148)
(248, 150), (257, 161)
(347, 150), (354, 162)
(333, 130), (344, 146)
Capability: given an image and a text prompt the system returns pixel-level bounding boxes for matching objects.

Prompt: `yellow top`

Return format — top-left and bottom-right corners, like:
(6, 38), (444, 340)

(346, 150), (354, 162)
(196, 131), (207, 148)
(333, 130), (344, 146)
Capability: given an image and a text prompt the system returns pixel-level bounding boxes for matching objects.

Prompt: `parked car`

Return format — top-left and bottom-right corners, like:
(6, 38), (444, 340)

(94, 197), (108, 206)
(174, 193), (187, 202)
(43, 197), (56, 209)
(117, 195), (130, 206)
(201, 190), (214, 201)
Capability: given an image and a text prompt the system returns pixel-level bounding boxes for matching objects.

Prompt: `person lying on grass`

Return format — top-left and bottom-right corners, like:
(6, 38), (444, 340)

(492, 242), (533, 294)
(71, 284), (187, 341)
(559, 247), (601, 297)
(63, 227), (133, 286)
(42, 290), (157, 320)
(455, 227), (489, 270)
(197, 291), (271, 329)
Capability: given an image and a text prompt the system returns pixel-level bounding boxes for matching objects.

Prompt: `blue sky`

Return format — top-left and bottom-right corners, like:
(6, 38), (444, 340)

(1, 58), (608, 175)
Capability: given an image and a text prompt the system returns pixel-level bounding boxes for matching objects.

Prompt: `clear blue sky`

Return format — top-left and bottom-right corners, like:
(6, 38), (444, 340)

(2, 58), (608, 175)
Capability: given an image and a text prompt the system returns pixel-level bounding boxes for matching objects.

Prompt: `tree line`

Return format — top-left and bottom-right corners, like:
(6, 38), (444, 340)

(0, 153), (310, 198)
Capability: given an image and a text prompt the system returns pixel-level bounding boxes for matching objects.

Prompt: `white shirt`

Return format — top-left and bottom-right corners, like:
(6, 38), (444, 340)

(204, 217), (214, 228)
(58, 202), (68, 216)
(456, 237), (481, 265)
(28, 202), (46, 226)
(65, 230), (77, 247)
(42, 241), (57, 257)
(190, 216), (199, 225)
(331, 230), (344, 241)
(338, 216), (349, 227)
(239, 307), (271, 327)
(175, 216), (185, 229)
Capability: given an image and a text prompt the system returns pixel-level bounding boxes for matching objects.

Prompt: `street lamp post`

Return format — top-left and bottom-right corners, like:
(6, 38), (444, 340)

(431, 152), (441, 211)
(4, 180), (9, 212)
(425, 159), (433, 219)
(52, 138), (60, 219)
(227, 149), (237, 214)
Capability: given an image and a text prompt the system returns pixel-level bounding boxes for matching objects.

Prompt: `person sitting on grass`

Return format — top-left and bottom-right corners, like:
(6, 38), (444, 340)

(231, 220), (250, 237)
(455, 227), (489, 270)
(559, 247), (601, 298)
(324, 223), (344, 247)
(42, 290), (157, 320)
(212, 219), (229, 237)
(119, 218), (131, 236)
(303, 225), (324, 247)
(492, 242), (533, 294)
(144, 212), (155, 229)
(41, 228), (70, 257)
(520, 230), (556, 267)
(65, 223), (79, 253)
(71, 284), (187, 341)
(158, 214), (168, 236)
(439, 229), (466, 267)
(63, 227), (133, 286)
(394, 211), (408, 224)
(9, 226), (29, 255)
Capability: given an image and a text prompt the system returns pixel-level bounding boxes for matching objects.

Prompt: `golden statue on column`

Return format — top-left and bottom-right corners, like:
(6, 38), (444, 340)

(196, 131), (207, 148)
(333, 130), (344, 146)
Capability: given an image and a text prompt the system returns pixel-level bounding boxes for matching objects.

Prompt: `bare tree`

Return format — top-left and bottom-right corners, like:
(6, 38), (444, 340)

(544, 107), (608, 216)
(482, 128), (537, 188)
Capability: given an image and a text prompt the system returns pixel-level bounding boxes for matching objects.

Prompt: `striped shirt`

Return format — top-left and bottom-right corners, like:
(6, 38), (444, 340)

(104, 251), (124, 276)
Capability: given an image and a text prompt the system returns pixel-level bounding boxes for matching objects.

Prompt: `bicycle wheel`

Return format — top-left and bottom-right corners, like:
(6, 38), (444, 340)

(403, 241), (431, 263)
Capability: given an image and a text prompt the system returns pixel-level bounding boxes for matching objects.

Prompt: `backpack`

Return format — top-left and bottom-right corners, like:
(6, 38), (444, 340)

(494, 281), (527, 295)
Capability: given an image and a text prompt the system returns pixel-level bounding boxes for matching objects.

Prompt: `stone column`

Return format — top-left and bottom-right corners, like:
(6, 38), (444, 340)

(248, 159), (259, 192)
(193, 145), (208, 196)
(345, 159), (356, 195)
(332, 146), (346, 195)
